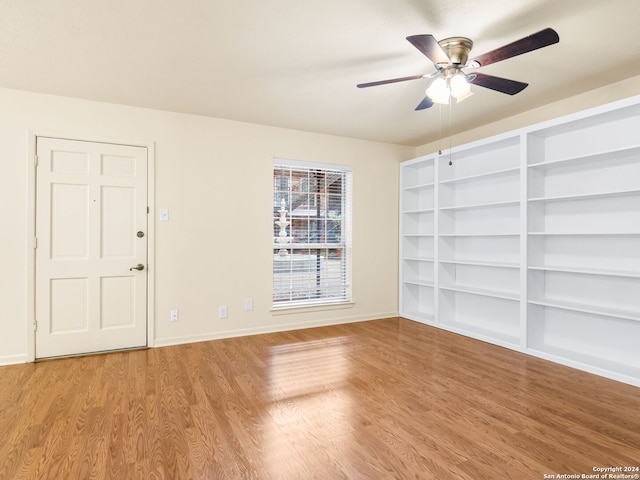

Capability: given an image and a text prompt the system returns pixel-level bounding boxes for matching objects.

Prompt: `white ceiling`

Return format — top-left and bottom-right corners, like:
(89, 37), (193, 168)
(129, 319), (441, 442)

(1, 0), (639, 146)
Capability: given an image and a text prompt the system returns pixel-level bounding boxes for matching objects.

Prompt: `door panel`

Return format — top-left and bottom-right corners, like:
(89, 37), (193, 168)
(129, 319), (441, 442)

(100, 276), (136, 329)
(51, 149), (88, 174)
(50, 278), (88, 333)
(101, 186), (135, 257)
(51, 184), (89, 259)
(35, 137), (148, 359)
(101, 153), (137, 177)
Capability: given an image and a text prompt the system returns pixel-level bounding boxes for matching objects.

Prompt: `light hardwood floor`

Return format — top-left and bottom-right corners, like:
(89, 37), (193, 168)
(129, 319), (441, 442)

(0, 317), (638, 479)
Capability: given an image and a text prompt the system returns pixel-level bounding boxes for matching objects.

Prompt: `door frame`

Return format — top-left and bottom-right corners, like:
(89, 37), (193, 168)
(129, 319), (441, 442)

(26, 130), (156, 362)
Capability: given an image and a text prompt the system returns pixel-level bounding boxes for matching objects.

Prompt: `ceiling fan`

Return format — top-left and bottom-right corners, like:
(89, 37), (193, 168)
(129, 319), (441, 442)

(357, 28), (559, 110)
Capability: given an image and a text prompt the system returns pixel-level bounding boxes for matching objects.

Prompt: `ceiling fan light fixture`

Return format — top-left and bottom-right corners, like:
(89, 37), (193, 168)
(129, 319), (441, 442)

(426, 77), (450, 104)
(450, 73), (471, 98)
(426, 71), (471, 104)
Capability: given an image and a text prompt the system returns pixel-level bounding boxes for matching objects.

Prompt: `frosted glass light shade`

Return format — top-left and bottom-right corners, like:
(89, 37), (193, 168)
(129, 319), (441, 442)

(426, 77), (450, 104)
(450, 74), (471, 98)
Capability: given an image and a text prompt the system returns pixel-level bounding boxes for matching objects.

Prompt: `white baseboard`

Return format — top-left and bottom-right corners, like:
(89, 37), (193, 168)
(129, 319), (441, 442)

(0, 313), (399, 362)
(0, 354), (28, 366)
(153, 311), (398, 348)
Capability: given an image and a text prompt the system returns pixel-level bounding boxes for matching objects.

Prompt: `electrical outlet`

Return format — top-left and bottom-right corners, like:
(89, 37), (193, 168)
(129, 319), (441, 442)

(170, 309), (179, 322)
(244, 298), (253, 311)
(219, 306), (228, 319)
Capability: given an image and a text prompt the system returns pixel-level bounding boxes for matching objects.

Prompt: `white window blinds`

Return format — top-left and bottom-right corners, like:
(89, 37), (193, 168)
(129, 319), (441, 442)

(273, 160), (352, 308)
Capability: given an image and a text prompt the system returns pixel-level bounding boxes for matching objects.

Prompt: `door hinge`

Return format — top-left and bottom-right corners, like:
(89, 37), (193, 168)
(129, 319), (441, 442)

(33, 321), (37, 331)
(34, 237), (38, 249)
(147, 206), (150, 214)
(34, 155), (39, 167)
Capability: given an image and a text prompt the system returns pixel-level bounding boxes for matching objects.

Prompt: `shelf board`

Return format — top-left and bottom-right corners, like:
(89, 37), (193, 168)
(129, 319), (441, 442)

(404, 257), (435, 262)
(528, 298), (640, 322)
(528, 187), (640, 203)
(527, 144), (640, 170)
(439, 166), (520, 185)
(438, 319), (520, 347)
(440, 232), (519, 237)
(403, 208), (435, 214)
(441, 259), (519, 269)
(400, 311), (435, 324)
(528, 231), (640, 237)
(402, 233), (434, 238)
(528, 265), (640, 279)
(403, 182), (435, 191)
(527, 346), (640, 384)
(440, 199), (519, 211)
(404, 280), (435, 288)
(440, 284), (519, 301)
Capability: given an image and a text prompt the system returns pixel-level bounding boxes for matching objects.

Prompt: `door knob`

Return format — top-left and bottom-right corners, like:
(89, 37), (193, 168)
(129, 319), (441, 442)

(129, 264), (145, 271)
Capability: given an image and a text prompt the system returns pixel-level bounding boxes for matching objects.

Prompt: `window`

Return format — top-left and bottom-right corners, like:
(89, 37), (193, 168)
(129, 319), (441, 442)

(273, 159), (352, 308)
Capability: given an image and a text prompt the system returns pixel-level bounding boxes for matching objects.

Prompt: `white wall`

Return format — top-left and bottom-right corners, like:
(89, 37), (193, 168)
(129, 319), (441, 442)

(0, 87), (415, 364)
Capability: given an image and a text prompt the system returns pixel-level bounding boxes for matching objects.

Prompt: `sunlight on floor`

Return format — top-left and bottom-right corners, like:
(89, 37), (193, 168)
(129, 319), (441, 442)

(267, 336), (351, 401)
(263, 336), (354, 473)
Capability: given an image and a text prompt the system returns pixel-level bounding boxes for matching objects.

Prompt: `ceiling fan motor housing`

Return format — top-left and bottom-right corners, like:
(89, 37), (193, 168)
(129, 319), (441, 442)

(437, 37), (473, 66)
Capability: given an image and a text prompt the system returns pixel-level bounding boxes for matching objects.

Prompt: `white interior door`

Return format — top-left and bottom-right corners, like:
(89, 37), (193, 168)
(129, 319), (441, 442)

(35, 137), (148, 359)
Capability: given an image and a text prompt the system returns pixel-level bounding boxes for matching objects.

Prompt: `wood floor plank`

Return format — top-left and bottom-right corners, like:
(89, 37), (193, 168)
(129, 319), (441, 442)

(0, 317), (639, 479)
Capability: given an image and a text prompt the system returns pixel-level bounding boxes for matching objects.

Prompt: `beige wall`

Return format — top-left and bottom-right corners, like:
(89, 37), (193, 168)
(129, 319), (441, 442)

(0, 87), (414, 364)
(3, 75), (639, 364)
(416, 75), (640, 156)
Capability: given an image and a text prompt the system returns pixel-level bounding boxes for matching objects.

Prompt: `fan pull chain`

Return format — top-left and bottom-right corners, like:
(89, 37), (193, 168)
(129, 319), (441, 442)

(437, 103), (443, 156)
(448, 100), (453, 166)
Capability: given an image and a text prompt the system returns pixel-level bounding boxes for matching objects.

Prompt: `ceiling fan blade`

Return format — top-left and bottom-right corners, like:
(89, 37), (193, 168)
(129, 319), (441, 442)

(469, 72), (528, 95)
(415, 96), (434, 111)
(357, 74), (424, 88)
(469, 28), (559, 67)
(406, 35), (451, 65)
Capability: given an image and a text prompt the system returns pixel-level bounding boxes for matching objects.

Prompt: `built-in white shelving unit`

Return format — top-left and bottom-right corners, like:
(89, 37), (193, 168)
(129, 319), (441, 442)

(400, 156), (436, 321)
(399, 95), (640, 387)
(437, 135), (522, 349)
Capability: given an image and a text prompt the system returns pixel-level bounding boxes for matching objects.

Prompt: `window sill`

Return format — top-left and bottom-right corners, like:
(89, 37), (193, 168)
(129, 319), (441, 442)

(270, 301), (355, 316)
